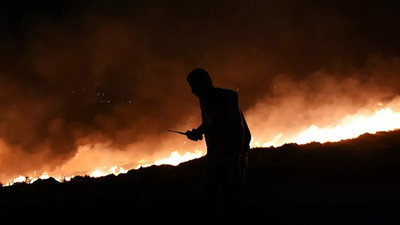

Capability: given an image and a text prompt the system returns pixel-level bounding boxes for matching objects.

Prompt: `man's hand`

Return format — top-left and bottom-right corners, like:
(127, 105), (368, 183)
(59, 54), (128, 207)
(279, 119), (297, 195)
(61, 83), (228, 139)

(185, 129), (203, 141)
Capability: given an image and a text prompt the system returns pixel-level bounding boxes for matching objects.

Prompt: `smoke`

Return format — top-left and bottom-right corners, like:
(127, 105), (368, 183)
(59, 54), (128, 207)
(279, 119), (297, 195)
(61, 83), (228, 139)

(0, 0), (400, 183)
(246, 62), (400, 147)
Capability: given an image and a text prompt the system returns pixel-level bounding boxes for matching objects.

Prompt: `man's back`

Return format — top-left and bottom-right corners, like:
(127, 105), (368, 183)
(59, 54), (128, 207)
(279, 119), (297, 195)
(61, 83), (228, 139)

(200, 87), (249, 157)
(200, 88), (243, 135)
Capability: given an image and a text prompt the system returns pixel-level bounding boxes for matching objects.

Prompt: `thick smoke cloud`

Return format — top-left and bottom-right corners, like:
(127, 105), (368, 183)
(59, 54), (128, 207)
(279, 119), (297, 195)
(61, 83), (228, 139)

(0, 0), (399, 183)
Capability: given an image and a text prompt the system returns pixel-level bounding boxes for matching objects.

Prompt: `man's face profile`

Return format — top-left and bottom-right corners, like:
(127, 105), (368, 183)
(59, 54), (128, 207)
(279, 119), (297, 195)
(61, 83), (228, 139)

(187, 68), (213, 100)
(189, 83), (207, 99)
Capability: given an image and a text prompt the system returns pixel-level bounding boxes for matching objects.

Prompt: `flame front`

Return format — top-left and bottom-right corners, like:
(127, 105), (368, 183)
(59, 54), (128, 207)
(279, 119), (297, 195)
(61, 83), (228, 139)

(4, 150), (204, 186)
(251, 99), (400, 147)
(293, 108), (400, 145)
(4, 98), (400, 186)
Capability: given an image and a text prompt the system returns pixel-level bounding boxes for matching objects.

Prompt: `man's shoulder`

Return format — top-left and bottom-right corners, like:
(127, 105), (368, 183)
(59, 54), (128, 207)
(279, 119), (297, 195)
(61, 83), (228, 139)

(211, 88), (238, 104)
(214, 87), (238, 97)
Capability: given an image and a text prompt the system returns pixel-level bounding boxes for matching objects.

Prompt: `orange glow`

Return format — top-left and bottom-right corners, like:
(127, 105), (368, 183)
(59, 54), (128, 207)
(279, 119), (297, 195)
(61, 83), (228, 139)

(10, 175), (26, 184)
(5, 172), (52, 186)
(4, 150), (204, 186)
(89, 166), (129, 178)
(134, 150), (204, 169)
(152, 150), (203, 166)
(293, 108), (400, 144)
(5, 98), (400, 187)
(251, 101), (400, 147)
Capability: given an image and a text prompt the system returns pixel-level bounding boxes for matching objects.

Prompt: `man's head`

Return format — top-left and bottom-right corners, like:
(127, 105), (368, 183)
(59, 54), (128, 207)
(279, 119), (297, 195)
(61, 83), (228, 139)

(186, 68), (213, 99)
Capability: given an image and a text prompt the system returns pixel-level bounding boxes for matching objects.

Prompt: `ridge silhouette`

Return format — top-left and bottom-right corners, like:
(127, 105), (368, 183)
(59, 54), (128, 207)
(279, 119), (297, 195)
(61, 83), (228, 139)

(1, 129), (400, 223)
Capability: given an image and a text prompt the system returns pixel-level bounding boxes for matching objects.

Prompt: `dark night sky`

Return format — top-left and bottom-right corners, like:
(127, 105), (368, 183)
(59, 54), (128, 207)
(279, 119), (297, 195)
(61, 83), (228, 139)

(0, 0), (400, 181)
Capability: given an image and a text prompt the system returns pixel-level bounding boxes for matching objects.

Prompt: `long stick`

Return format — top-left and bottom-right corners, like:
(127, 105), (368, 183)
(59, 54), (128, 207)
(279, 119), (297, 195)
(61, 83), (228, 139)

(167, 129), (187, 135)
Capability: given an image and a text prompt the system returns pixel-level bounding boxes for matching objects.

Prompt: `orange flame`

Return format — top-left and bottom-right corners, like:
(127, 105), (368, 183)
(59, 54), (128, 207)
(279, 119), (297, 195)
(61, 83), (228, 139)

(5, 98), (400, 186)
(251, 100), (400, 147)
(293, 108), (400, 144)
(139, 150), (204, 167)
(4, 150), (204, 186)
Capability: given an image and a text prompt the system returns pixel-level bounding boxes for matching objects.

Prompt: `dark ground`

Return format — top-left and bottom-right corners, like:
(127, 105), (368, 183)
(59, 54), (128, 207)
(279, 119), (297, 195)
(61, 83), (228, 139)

(2, 130), (400, 224)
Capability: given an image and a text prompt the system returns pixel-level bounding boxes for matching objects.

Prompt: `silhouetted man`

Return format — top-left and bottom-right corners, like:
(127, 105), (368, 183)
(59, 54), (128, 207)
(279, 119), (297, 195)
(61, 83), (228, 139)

(185, 68), (251, 204)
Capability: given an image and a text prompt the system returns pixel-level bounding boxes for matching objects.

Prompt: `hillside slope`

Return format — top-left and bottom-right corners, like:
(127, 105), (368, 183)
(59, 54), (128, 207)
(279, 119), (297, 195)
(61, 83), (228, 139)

(1, 130), (400, 222)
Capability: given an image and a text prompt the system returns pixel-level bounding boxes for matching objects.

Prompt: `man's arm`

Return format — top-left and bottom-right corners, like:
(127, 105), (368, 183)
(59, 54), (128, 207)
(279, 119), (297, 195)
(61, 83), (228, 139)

(196, 123), (206, 134)
(186, 102), (206, 141)
(186, 113), (205, 141)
